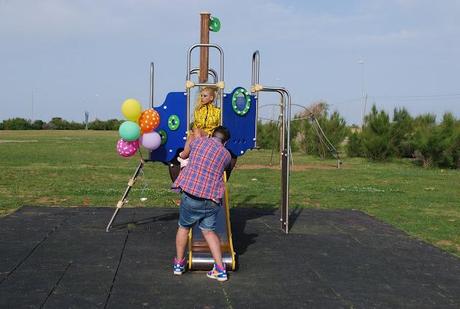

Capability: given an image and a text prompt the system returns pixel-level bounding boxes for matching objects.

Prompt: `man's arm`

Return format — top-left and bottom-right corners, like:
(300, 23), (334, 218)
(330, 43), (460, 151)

(179, 138), (192, 159)
(179, 128), (204, 159)
(179, 129), (208, 159)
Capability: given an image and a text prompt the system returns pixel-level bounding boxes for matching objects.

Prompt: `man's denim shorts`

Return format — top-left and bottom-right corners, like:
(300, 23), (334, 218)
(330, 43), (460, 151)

(178, 192), (221, 231)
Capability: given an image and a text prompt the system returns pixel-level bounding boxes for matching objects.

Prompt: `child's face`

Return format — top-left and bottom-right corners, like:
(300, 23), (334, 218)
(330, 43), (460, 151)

(200, 90), (214, 105)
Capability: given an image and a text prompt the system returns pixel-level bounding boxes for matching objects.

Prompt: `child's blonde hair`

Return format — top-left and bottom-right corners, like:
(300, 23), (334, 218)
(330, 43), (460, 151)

(195, 86), (218, 109)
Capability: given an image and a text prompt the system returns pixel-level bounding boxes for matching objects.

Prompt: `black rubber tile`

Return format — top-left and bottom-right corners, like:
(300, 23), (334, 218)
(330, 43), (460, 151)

(0, 206), (459, 308)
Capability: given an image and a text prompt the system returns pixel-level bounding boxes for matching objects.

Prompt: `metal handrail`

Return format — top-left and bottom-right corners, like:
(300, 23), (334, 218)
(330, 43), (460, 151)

(251, 50), (260, 147)
(186, 43), (225, 129)
(254, 86), (292, 233)
(189, 68), (218, 83)
(251, 50), (260, 88)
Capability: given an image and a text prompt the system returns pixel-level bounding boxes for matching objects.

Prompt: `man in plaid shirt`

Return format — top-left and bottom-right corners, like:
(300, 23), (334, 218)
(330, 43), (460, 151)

(172, 126), (232, 281)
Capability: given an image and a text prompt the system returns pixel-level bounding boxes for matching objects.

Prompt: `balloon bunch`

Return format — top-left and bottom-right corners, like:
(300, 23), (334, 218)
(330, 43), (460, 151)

(117, 99), (161, 157)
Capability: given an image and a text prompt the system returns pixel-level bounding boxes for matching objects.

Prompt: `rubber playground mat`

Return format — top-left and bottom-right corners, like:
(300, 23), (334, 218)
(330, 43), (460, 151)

(1, 206), (459, 308)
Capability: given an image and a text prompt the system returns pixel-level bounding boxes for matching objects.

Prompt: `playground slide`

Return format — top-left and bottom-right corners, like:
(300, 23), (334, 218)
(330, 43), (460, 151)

(188, 174), (236, 271)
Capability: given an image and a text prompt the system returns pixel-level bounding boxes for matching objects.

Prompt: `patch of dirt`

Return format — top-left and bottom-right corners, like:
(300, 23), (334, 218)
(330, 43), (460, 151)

(0, 140), (38, 143)
(437, 240), (453, 246)
(35, 197), (68, 204)
(423, 208), (460, 219)
(0, 209), (17, 217)
(235, 163), (342, 171)
(436, 240), (460, 251)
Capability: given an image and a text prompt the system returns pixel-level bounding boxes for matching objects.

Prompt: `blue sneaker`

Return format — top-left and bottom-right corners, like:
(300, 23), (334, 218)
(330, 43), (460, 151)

(206, 263), (228, 282)
(173, 258), (186, 275)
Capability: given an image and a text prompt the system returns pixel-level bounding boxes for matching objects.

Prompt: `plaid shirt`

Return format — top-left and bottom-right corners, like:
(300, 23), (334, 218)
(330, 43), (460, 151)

(172, 137), (231, 201)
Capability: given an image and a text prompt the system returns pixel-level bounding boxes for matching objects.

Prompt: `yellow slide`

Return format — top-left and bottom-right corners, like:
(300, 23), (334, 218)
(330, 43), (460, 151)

(187, 173), (236, 270)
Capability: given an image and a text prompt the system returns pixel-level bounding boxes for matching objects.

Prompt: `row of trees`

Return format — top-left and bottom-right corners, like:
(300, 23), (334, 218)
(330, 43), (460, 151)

(256, 103), (460, 169)
(347, 106), (460, 168)
(257, 102), (349, 157)
(2, 106), (459, 168)
(0, 117), (122, 130)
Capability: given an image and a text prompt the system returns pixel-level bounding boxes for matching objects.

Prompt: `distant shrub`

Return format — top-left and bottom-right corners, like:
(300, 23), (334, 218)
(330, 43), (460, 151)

(1, 118), (33, 130)
(295, 106), (348, 158)
(361, 105), (392, 161)
(0, 117), (123, 130)
(43, 117), (84, 130)
(412, 113), (460, 168)
(314, 111), (349, 158)
(88, 118), (122, 130)
(390, 107), (414, 158)
(256, 121), (279, 150)
(346, 131), (364, 157)
(31, 120), (45, 130)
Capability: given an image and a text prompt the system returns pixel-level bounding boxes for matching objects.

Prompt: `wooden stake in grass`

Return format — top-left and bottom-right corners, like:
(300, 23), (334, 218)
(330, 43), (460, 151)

(83, 197), (90, 207)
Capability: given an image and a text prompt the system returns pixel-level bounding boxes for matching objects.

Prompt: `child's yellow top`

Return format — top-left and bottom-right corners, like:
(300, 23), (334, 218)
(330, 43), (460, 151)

(192, 103), (221, 136)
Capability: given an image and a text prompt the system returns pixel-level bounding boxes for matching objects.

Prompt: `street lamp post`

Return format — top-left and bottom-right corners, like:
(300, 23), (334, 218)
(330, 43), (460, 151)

(31, 90), (35, 122)
(358, 59), (367, 126)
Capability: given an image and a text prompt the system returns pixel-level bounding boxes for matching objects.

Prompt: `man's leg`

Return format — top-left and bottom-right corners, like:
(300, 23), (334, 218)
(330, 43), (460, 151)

(203, 229), (228, 281)
(176, 226), (189, 261)
(201, 230), (223, 268)
(173, 226), (189, 275)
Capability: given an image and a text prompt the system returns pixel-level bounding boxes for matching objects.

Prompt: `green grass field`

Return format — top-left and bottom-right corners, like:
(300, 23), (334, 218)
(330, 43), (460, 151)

(1, 130), (459, 256)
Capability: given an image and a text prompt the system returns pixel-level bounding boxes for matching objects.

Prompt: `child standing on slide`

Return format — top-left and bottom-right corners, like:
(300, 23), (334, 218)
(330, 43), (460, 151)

(174, 86), (221, 172)
(178, 86), (237, 177)
(192, 86), (221, 137)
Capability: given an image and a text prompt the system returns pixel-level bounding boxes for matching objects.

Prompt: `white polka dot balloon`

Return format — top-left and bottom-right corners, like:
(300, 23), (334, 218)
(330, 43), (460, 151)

(116, 139), (139, 157)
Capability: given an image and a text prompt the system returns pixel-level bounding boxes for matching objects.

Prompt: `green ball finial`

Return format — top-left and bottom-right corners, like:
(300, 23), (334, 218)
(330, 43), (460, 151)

(209, 16), (221, 32)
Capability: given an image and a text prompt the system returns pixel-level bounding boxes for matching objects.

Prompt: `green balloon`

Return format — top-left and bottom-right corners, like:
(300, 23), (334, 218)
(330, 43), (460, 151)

(209, 16), (221, 32)
(119, 121), (141, 141)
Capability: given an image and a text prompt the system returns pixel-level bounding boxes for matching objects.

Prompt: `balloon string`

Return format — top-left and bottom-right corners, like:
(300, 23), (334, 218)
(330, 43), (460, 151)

(137, 148), (145, 161)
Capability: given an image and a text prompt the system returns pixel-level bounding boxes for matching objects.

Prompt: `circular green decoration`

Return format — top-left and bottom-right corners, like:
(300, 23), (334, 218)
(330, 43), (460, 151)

(232, 87), (251, 116)
(158, 129), (167, 145)
(168, 115), (180, 131)
(209, 16), (221, 32)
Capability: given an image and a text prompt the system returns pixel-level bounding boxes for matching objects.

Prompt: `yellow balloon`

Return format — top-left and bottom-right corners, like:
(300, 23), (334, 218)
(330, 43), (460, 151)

(121, 98), (142, 121)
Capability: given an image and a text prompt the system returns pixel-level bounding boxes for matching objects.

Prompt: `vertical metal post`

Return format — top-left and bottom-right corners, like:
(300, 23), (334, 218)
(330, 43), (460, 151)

(186, 50), (192, 133)
(281, 148), (288, 232)
(284, 90), (291, 233)
(251, 51), (260, 147)
(254, 86), (291, 233)
(280, 93), (288, 232)
(150, 62), (155, 108)
(251, 51), (260, 88)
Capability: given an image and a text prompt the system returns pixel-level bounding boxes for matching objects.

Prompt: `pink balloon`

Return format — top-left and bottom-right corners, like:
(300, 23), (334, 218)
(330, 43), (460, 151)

(116, 139), (139, 157)
(140, 131), (162, 150)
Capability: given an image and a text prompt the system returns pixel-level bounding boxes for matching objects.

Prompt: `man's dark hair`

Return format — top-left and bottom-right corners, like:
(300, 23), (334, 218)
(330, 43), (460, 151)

(212, 126), (231, 143)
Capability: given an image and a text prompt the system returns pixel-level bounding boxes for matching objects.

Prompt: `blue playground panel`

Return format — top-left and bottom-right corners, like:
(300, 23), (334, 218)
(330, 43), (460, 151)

(149, 92), (187, 163)
(223, 87), (256, 157)
(149, 87), (256, 163)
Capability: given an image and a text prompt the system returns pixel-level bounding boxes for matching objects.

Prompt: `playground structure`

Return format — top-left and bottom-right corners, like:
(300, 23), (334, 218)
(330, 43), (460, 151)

(290, 103), (342, 168)
(106, 12), (308, 271)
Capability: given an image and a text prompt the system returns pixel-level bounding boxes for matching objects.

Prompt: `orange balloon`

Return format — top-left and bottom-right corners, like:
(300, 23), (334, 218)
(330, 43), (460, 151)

(139, 109), (160, 134)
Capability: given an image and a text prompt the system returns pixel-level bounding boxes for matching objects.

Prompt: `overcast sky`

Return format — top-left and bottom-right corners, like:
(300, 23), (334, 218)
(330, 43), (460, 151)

(1, 0), (459, 125)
